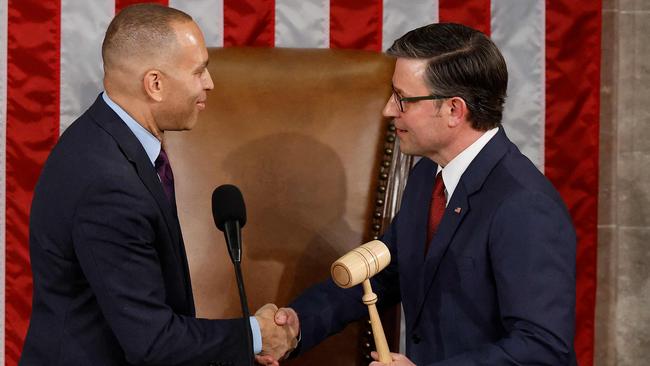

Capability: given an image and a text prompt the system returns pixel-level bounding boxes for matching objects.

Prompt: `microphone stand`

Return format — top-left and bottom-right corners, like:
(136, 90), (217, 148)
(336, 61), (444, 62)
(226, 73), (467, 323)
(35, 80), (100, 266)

(224, 221), (254, 366)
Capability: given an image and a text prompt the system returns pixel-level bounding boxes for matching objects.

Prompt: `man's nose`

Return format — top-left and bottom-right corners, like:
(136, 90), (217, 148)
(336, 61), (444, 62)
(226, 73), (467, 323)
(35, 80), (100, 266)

(382, 96), (399, 118)
(204, 69), (214, 90)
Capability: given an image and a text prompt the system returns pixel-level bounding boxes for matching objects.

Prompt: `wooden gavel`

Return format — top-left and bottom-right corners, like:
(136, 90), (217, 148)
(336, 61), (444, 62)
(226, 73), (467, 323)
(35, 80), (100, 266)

(330, 240), (391, 363)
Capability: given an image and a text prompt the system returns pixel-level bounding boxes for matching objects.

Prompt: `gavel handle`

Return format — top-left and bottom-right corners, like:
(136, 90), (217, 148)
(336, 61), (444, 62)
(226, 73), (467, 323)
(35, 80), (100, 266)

(362, 279), (391, 363)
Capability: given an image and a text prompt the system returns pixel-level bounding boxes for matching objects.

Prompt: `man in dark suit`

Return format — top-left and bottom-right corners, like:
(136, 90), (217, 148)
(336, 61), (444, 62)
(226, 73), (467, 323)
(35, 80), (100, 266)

(21, 4), (295, 365)
(270, 23), (577, 365)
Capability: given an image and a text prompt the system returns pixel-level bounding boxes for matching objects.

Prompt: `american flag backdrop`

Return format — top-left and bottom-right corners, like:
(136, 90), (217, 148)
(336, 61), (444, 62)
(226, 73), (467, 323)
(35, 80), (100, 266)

(0, 0), (600, 365)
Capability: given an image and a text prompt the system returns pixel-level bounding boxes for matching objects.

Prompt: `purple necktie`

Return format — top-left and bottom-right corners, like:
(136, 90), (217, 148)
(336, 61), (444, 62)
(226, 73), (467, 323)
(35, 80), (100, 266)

(155, 148), (176, 205)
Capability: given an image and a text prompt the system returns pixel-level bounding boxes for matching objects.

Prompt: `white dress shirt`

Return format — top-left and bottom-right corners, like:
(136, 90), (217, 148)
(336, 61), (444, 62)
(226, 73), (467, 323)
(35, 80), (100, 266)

(437, 127), (499, 206)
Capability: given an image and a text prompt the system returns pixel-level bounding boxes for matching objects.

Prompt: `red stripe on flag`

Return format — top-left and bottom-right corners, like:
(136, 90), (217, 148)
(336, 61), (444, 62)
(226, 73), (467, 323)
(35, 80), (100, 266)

(5, 0), (62, 364)
(116, 0), (168, 13)
(438, 0), (491, 36)
(223, 0), (274, 47)
(545, 2), (601, 365)
(330, 0), (382, 51)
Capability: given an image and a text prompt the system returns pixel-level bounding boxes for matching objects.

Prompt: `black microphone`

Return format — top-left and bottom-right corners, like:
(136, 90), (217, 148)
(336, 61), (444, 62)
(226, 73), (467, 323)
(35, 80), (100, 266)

(212, 184), (247, 264)
(211, 184), (253, 366)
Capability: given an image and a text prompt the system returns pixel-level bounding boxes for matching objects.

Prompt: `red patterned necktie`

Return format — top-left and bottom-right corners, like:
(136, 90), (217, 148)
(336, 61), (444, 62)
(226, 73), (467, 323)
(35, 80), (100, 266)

(155, 148), (176, 205)
(426, 173), (446, 252)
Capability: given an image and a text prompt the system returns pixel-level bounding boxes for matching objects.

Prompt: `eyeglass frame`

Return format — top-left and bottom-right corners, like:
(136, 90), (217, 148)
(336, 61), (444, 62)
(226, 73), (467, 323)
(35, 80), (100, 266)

(391, 87), (453, 113)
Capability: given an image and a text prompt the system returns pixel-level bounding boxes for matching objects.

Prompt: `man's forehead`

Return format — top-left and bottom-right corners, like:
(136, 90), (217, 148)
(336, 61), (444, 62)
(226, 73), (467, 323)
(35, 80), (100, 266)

(172, 21), (204, 47)
(395, 58), (428, 74)
(393, 58), (429, 90)
(170, 21), (209, 65)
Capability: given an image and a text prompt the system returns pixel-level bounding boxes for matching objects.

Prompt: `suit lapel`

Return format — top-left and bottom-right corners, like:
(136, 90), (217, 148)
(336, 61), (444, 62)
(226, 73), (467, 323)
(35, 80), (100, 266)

(413, 163), (437, 266)
(86, 95), (189, 287)
(412, 128), (512, 320)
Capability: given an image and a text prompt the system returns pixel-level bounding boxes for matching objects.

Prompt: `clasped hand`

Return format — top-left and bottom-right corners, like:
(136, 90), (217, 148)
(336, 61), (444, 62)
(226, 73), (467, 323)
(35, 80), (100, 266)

(254, 303), (300, 365)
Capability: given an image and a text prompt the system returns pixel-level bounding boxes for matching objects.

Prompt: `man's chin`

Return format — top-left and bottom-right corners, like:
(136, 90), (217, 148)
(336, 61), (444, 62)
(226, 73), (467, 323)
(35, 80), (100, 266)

(178, 115), (200, 131)
(186, 117), (200, 130)
(397, 145), (415, 156)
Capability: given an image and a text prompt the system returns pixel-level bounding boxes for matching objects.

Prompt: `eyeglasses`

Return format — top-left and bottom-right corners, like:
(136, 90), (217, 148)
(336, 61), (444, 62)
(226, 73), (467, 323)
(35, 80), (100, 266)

(392, 87), (452, 113)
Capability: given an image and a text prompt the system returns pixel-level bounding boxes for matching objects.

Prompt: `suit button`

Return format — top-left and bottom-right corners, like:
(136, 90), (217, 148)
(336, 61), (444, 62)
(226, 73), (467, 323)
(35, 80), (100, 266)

(412, 333), (421, 344)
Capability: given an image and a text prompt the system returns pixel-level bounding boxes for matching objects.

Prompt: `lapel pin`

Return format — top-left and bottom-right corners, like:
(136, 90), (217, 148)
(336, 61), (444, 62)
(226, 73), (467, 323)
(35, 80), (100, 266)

(454, 207), (462, 214)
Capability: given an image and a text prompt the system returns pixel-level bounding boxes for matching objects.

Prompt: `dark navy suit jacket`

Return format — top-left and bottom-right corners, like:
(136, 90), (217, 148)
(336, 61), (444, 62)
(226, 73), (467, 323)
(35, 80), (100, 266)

(292, 128), (577, 365)
(21, 95), (247, 366)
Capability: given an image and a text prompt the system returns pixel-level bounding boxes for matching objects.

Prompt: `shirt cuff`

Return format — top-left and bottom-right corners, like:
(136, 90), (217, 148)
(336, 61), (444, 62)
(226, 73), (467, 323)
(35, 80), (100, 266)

(249, 316), (262, 354)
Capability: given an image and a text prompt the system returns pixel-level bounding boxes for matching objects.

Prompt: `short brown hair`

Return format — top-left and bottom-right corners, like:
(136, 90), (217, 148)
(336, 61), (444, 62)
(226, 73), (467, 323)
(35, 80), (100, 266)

(387, 23), (507, 130)
(102, 3), (193, 71)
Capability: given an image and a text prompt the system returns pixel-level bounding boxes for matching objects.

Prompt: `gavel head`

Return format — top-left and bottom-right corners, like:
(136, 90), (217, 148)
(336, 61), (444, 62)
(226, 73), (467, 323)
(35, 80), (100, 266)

(330, 240), (391, 288)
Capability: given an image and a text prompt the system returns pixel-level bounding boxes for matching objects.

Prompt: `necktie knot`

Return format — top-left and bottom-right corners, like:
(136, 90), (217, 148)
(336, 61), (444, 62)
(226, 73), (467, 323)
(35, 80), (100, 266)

(426, 172), (446, 250)
(155, 148), (175, 204)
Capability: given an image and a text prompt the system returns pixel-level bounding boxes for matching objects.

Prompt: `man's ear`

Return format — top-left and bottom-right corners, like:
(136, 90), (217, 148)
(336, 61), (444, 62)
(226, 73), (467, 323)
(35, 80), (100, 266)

(143, 69), (163, 102)
(447, 97), (468, 127)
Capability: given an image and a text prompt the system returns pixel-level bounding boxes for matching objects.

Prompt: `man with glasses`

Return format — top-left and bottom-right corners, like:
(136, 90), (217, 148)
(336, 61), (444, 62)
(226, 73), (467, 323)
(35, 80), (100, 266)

(264, 23), (577, 365)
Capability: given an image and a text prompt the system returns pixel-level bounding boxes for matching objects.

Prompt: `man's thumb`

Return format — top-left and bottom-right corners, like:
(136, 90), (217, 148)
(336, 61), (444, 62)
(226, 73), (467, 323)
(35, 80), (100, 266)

(274, 309), (288, 325)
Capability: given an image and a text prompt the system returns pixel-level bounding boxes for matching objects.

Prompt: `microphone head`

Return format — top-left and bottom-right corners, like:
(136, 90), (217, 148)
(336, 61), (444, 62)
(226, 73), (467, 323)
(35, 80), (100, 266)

(212, 184), (247, 231)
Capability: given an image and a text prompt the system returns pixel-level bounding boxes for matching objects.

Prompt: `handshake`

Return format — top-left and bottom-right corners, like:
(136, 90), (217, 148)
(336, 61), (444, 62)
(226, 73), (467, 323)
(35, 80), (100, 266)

(254, 303), (300, 366)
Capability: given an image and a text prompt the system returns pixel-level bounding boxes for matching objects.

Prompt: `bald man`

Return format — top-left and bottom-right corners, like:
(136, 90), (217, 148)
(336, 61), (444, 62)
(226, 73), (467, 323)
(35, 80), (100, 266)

(20, 4), (295, 366)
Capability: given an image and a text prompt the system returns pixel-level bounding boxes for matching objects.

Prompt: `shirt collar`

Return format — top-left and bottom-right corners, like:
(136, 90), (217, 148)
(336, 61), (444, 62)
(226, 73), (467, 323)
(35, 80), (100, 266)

(438, 127), (499, 205)
(102, 92), (160, 166)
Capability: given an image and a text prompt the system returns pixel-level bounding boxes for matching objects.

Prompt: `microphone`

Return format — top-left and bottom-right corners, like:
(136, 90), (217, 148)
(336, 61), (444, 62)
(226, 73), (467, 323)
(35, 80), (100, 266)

(212, 184), (247, 264)
(211, 184), (253, 365)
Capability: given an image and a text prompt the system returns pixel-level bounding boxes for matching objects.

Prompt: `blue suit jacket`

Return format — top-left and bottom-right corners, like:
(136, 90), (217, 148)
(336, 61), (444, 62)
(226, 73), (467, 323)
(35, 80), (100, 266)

(292, 128), (577, 365)
(21, 95), (247, 366)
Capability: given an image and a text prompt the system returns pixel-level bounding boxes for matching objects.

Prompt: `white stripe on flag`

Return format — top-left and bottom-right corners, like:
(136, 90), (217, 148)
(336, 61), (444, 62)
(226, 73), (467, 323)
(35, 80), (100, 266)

(382, 0), (438, 51)
(60, 0), (114, 133)
(275, 0), (329, 48)
(0, 0), (7, 362)
(170, 0), (224, 47)
(491, 0), (545, 171)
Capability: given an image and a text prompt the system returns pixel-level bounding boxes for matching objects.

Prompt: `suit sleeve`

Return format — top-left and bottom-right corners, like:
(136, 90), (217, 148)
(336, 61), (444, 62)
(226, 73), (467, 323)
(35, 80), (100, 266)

(289, 213), (403, 354)
(430, 190), (576, 366)
(71, 173), (247, 365)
